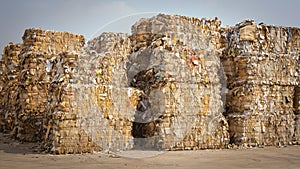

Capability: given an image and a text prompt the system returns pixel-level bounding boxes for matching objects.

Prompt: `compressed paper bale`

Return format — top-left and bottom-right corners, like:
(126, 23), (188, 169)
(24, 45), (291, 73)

(239, 24), (257, 41)
(87, 32), (128, 54)
(51, 128), (101, 154)
(131, 14), (221, 51)
(226, 85), (294, 116)
(222, 53), (299, 88)
(221, 20), (300, 58)
(22, 28), (85, 54)
(228, 114), (295, 146)
(221, 57), (236, 86)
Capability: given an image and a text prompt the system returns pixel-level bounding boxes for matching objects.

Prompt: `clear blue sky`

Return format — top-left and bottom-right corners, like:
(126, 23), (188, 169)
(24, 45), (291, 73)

(0, 0), (299, 51)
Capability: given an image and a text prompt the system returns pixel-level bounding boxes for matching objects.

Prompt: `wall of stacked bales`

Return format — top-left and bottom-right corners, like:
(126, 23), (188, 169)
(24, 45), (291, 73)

(220, 20), (300, 146)
(0, 29), (90, 153)
(0, 14), (299, 154)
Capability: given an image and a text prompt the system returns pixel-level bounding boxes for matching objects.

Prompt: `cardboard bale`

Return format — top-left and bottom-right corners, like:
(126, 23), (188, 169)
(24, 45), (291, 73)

(22, 28), (85, 54)
(221, 20), (300, 57)
(228, 114), (295, 146)
(224, 53), (298, 88)
(87, 32), (129, 54)
(226, 85), (294, 116)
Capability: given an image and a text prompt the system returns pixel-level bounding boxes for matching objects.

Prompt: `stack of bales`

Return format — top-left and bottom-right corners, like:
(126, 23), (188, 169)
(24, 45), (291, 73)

(73, 32), (136, 152)
(129, 14), (229, 150)
(2, 14), (300, 154)
(221, 20), (300, 146)
(44, 51), (104, 154)
(15, 29), (85, 142)
(0, 28), (88, 150)
(0, 43), (22, 133)
(85, 14), (230, 151)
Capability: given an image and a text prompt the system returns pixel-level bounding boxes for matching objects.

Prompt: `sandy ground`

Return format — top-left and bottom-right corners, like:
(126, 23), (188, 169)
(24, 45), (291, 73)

(0, 134), (299, 169)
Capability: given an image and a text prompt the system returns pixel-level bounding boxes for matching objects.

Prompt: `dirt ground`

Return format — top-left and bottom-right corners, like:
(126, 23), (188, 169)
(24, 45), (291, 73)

(0, 134), (299, 169)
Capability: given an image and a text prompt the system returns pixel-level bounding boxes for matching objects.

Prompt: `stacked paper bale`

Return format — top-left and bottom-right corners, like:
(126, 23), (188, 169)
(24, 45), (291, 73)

(221, 20), (300, 146)
(21, 28), (85, 54)
(77, 32), (137, 152)
(0, 43), (22, 132)
(127, 14), (229, 150)
(87, 32), (129, 54)
(15, 28), (106, 153)
(14, 28), (85, 142)
(44, 52), (102, 154)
